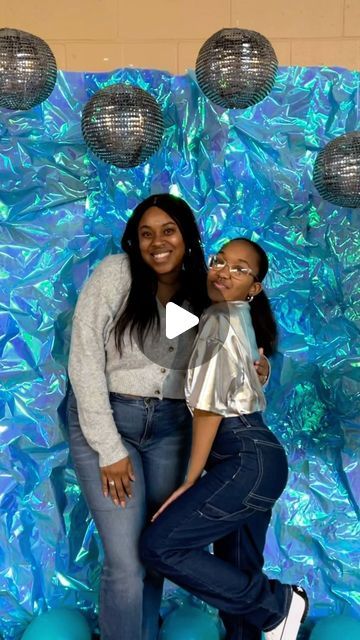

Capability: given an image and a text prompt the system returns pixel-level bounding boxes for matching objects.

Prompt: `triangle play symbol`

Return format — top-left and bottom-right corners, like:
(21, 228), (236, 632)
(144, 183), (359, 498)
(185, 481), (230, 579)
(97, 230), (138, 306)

(166, 302), (199, 340)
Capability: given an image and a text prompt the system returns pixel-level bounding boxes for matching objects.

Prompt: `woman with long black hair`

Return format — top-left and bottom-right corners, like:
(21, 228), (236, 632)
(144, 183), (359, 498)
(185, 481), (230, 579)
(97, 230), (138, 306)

(66, 195), (270, 640)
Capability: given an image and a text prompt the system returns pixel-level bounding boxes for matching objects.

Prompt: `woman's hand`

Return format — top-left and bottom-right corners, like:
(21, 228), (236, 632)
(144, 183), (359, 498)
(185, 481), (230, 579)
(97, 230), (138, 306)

(151, 482), (194, 522)
(254, 347), (269, 385)
(100, 456), (135, 508)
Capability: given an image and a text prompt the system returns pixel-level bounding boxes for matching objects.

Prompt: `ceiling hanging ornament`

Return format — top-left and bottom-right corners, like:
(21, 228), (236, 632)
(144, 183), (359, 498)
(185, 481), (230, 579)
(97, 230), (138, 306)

(81, 84), (164, 169)
(195, 28), (278, 109)
(313, 132), (360, 208)
(0, 28), (57, 110)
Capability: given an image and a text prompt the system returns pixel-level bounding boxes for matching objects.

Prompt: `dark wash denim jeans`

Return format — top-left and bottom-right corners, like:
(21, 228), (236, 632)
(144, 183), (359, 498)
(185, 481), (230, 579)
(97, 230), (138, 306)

(140, 412), (292, 640)
(66, 388), (191, 640)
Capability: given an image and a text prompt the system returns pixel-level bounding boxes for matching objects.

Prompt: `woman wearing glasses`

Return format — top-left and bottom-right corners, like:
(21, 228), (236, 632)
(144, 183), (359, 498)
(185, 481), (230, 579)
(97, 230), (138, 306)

(67, 196), (270, 640)
(140, 238), (309, 640)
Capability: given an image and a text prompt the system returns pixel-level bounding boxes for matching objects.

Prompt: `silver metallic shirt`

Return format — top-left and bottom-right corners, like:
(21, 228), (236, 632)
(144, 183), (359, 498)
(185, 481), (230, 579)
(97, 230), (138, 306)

(185, 301), (266, 416)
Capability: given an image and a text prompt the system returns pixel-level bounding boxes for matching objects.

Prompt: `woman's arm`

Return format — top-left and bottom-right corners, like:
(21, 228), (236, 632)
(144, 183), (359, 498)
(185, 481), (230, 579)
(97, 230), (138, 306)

(152, 308), (261, 520)
(68, 258), (129, 467)
(151, 409), (222, 520)
(185, 409), (222, 483)
(254, 347), (271, 386)
(68, 255), (136, 507)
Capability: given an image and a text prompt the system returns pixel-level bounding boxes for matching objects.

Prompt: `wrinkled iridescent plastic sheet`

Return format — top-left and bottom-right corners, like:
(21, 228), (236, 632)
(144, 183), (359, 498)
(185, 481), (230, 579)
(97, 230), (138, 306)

(0, 66), (359, 639)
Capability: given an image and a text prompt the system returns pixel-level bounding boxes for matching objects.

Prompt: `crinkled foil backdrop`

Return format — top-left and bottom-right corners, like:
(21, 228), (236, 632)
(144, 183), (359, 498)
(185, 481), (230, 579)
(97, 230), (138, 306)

(0, 67), (359, 638)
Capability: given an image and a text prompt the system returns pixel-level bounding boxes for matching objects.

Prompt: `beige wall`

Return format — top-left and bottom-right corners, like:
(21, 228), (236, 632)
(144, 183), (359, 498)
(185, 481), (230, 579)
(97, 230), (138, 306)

(1, 0), (360, 72)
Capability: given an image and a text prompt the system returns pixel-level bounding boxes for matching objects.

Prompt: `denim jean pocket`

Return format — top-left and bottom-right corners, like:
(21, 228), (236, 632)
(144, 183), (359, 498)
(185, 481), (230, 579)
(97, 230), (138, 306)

(243, 439), (288, 512)
(198, 501), (254, 522)
(207, 449), (234, 462)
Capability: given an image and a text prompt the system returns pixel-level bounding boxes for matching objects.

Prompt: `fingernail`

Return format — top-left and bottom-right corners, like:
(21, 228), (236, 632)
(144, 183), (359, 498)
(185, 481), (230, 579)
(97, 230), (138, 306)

(114, 499), (119, 505)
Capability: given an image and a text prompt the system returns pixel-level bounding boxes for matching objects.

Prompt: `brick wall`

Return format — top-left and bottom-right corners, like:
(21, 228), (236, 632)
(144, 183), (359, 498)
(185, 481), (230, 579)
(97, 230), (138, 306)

(1, 0), (359, 72)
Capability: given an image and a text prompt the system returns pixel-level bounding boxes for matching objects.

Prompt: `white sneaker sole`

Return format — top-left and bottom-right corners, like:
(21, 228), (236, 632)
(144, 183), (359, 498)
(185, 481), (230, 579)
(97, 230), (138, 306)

(265, 586), (309, 640)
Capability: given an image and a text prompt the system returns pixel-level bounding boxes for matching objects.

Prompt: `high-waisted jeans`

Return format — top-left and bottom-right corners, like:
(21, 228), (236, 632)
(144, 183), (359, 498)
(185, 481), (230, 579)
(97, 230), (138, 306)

(66, 388), (191, 640)
(140, 412), (292, 640)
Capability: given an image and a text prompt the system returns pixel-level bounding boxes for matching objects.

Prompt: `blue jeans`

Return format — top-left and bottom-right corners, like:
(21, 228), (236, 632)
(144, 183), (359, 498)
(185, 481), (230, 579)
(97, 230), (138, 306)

(66, 388), (191, 640)
(140, 412), (292, 640)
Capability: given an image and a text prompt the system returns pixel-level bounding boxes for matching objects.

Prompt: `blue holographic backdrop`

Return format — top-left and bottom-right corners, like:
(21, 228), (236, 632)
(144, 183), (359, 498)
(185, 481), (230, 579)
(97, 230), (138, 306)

(0, 66), (359, 639)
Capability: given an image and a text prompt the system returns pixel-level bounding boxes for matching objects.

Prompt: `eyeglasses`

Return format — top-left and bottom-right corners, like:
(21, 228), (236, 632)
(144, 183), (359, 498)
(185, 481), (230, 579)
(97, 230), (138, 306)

(208, 254), (259, 281)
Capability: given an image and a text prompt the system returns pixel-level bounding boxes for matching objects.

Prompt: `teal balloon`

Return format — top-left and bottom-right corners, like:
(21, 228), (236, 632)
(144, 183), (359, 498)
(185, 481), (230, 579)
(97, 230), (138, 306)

(310, 615), (360, 640)
(159, 604), (222, 640)
(22, 608), (91, 640)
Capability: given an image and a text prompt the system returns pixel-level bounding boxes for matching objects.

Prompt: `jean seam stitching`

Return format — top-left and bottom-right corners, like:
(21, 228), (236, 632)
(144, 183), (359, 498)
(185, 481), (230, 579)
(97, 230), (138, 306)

(248, 443), (264, 498)
(239, 414), (251, 427)
(262, 585), (292, 632)
(158, 551), (262, 616)
(254, 439), (283, 450)
(140, 405), (153, 443)
(248, 493), (274, 502)
(197, 478), (232, 516)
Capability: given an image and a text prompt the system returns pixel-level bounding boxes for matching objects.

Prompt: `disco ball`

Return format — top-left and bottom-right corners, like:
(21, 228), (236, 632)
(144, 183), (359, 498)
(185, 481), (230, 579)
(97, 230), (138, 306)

(0, 28), (57, 110)
(195, 28), (278, 109)
(81, 84), (164, 169)
(313, 132), (360, 208)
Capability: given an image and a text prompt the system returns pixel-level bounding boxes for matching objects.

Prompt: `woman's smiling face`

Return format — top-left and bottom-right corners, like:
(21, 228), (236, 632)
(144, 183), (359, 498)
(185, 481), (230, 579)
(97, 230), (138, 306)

(138, 206), (186, 277)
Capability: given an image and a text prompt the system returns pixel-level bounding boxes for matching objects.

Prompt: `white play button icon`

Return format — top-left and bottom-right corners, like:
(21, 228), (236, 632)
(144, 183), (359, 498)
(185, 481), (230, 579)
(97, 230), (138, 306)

(166, 302), (199, 339)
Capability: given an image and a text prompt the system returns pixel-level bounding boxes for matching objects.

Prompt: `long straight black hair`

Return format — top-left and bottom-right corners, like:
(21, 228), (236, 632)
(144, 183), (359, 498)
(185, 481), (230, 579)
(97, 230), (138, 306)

(114, 193), (209, 353)
(232, 237), (278, 356)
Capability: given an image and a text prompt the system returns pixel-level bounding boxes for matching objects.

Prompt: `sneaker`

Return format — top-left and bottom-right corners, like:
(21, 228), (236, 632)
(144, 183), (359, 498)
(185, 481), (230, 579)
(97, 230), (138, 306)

(264, 585), (309, 640)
